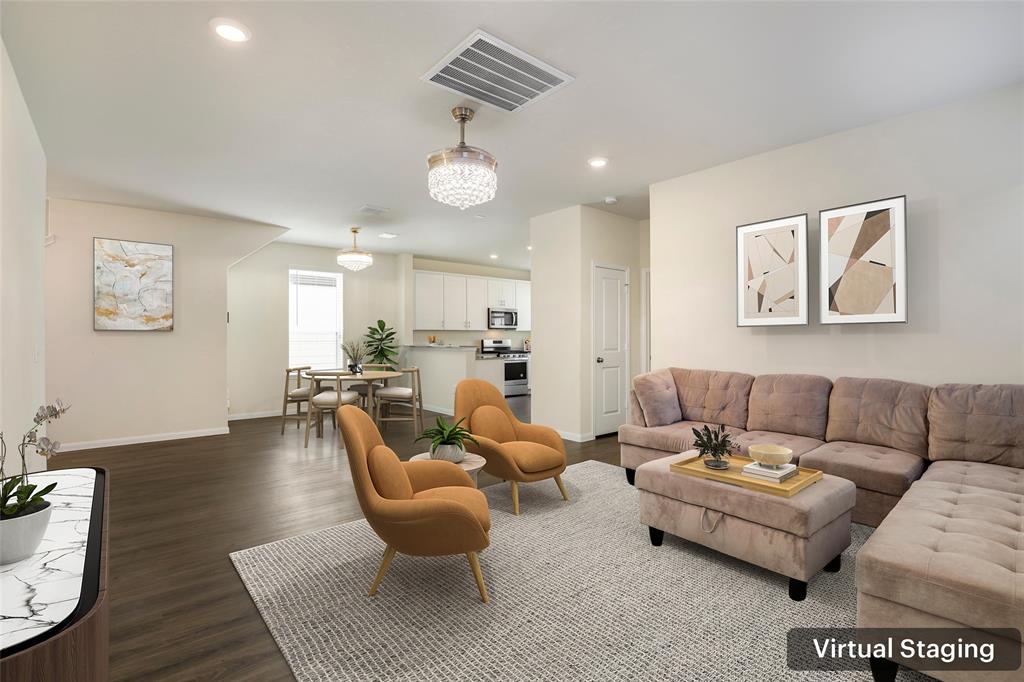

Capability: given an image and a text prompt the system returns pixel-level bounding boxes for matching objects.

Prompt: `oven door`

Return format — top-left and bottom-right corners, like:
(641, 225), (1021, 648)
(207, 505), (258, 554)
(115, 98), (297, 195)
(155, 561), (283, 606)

(503, 360), (529, 396)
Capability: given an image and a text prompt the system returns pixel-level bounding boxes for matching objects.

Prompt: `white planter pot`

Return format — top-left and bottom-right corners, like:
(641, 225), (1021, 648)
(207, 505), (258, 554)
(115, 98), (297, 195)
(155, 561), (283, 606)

(431, 443), (466, 463)
(0, 503), (52, 565)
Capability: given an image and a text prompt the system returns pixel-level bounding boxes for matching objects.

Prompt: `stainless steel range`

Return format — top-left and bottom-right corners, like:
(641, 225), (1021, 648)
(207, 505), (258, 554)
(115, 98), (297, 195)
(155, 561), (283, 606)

(480, 339), (530, 397)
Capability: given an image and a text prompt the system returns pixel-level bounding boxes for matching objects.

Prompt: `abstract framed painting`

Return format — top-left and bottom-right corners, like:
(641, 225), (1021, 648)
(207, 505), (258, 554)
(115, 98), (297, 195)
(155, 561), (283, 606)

(819, 195), (906, 324)
(93, 238), (174, 331)
(736, 214), (808, 326)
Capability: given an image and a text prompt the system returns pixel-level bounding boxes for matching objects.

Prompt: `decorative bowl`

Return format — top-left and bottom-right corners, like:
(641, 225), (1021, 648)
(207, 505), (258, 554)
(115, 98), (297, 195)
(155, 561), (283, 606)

(748, 443), (793, 468)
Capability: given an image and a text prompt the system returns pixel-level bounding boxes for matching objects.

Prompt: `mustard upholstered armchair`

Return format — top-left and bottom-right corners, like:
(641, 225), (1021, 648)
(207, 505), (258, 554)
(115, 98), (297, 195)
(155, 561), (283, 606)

(454, 379), (569, 515)
(337, 405), (491, 602)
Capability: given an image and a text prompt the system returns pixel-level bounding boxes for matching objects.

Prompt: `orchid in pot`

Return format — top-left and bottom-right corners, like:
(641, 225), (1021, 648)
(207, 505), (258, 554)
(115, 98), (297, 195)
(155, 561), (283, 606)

(1, 400), (70, 565)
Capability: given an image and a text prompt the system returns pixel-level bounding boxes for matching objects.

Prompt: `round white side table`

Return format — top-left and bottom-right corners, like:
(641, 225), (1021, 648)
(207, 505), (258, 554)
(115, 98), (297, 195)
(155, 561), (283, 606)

(409, 452), (487, 487)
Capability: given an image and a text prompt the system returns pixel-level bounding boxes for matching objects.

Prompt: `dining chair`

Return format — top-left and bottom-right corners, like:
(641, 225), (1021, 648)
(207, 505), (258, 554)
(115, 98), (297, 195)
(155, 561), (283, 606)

(351, 363), (392, 409)
(281, 366), (312, 434)
(304, 377), (360, 447)
(374, 367), (424, 433)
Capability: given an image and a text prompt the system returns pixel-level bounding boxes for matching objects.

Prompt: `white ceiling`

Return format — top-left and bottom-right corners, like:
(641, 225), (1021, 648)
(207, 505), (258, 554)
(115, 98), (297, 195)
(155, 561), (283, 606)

(4, 2), (1021, 269)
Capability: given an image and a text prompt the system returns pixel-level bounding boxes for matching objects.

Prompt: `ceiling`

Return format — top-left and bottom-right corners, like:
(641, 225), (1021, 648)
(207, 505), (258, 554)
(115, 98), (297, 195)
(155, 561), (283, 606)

(4, 2), (1021, 269)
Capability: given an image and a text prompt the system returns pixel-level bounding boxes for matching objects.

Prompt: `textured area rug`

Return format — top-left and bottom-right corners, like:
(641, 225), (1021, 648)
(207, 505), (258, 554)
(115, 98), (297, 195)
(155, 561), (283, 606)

(231, 460), (930, 681)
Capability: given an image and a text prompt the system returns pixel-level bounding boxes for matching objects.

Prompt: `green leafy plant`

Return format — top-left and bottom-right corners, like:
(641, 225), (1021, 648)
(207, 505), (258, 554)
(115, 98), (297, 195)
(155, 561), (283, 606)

(691, 424), (736, 462)
(365, 319), (398, 368)
(341, 339), (367, 367)
(1, 401), (70, 519)
(415, 416), (479, 455)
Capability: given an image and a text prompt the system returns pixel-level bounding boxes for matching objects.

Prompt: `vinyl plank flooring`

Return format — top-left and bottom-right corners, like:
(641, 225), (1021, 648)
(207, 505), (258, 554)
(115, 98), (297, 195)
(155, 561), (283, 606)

(51, 408), (621, 681)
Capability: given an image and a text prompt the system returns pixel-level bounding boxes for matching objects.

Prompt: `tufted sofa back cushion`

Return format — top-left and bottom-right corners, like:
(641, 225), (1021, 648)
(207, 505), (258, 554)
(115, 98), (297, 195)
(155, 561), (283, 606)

(826, 377), (931, 457)
(632, 369), (682, 427)
(927, 384), (1024, 468)
(747, 374), (832, 440)
(669, 368), (754, 430)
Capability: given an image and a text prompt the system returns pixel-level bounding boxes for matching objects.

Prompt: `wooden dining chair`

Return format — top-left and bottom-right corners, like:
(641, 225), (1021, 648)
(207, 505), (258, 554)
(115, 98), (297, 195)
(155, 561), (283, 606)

(352, 364), (391, 408)
(374, 367), (424, 433)
(281, 366), (312, 434)
(304, 377), (361, 447)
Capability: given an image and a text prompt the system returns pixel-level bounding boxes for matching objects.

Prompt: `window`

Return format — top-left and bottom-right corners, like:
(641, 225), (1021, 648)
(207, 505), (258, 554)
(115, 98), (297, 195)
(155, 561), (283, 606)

(288, 269), (343, 369)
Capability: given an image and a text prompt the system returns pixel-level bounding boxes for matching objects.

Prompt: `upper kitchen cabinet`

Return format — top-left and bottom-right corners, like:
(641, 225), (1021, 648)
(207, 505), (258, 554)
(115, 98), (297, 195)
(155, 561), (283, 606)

(515, 280), (532, 331)
(414, 271), (445, 330)
(466, 277), (488, 330)
(442, 275), (468, 329)
(487, 279), (516, 309)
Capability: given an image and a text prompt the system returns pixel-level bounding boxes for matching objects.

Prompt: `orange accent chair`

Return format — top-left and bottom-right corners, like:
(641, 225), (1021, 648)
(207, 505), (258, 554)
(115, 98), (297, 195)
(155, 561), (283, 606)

(336, 405), (491, 602)
(454, 379), (569, 515)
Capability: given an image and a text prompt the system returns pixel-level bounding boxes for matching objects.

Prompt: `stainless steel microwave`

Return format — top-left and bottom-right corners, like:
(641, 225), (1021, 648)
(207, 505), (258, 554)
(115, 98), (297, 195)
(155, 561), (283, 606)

(488, 308), (518, 329)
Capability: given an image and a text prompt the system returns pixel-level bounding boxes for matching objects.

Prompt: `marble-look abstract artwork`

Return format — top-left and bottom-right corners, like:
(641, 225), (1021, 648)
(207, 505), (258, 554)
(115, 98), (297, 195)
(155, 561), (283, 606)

(0, 469), (96, 650)
(820, 196), (907, 324)
(94, 238), (173, 331)
(736, 214), (808, 326)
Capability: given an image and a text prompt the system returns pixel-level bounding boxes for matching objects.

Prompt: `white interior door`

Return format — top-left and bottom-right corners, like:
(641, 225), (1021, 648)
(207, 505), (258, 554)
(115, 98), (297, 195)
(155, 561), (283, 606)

(593, 265), (629, 436)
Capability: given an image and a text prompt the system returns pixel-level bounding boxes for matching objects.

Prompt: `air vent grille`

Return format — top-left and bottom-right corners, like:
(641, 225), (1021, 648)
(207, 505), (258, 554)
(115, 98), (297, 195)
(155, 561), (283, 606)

(422, 30), (573, 113)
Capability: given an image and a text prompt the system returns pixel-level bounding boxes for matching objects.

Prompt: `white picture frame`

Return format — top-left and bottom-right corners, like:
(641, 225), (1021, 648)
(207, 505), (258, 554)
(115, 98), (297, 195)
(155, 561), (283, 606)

(736, 214), (808, 327)
(819, 195), (907, 324)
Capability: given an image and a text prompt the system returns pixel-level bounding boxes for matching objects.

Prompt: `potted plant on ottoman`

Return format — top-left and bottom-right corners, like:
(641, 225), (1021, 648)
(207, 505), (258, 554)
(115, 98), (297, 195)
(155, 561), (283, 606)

(692, 424), (735, 470)
(1, 400), (70, 565)
(416, 417), (479, 464)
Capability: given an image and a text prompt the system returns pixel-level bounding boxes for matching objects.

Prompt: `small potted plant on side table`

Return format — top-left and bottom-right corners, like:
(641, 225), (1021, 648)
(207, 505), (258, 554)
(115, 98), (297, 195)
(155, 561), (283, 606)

(692, 424), (736, 470)
(1, 400), (70, 565)
(416, 417), (479, 464)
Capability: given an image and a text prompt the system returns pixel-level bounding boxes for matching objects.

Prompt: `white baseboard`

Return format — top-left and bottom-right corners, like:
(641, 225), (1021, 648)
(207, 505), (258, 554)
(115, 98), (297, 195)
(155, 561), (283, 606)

(556, 430), (594, 443)
(228, 410), (281, 421)
(423, 403), (454, 416)
(61, 427), (231, 452)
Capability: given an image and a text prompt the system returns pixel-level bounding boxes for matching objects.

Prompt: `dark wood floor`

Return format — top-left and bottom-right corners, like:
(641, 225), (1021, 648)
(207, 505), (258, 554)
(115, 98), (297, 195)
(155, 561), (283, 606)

(52, 405), (621, 681)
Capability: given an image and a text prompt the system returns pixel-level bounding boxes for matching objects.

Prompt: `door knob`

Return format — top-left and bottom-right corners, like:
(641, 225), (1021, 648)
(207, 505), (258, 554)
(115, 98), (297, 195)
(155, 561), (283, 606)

(596, 357), (605, 363)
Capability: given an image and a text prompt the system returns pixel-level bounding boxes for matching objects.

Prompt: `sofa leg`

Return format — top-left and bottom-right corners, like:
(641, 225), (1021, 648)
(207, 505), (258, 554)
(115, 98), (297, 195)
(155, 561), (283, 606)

(824, 554), (842, 573)
(788, 578), (807, 601)
(869, 657), (898, 682)
(510, 481), (520, 516)
(554, 475), (569, 501)
(625, 468), (636, 486)
(368, 546), (396, 597)
(648, 526), (664, 546)
(466, 552), (489, 603)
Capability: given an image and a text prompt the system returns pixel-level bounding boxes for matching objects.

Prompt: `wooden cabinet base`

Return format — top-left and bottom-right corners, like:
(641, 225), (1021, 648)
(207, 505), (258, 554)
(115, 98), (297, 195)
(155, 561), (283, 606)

(0, 593), (108, 681)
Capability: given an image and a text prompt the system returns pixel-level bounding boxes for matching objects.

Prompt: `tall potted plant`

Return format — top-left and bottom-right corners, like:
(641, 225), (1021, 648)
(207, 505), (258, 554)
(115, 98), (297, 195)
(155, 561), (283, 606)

(365, 319), (398, 369)
(415, 417), (479, 463)
(1, 400), (70, 565)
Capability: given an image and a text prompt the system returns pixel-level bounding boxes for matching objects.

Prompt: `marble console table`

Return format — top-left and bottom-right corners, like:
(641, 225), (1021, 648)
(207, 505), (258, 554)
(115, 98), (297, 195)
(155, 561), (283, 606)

(0, 468), (108, 681)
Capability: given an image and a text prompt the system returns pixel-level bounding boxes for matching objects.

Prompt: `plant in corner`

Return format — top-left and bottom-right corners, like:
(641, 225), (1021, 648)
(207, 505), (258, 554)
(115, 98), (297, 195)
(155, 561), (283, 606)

(415, 417), (479, 464)
(341, 339), (367, 374)
(692, 424), (736, 470)
(365, 319), (398, 369)
(1, 400), (70, 565)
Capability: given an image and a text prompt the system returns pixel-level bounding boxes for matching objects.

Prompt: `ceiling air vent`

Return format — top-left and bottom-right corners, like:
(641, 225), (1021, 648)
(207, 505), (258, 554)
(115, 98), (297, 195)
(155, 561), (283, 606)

(422, 30), (573, 113)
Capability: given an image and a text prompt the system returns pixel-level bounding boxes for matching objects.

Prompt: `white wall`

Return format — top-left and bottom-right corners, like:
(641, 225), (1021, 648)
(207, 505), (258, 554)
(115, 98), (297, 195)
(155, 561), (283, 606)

(650, 85), (1024, 385)
(226, 242), (401, 419)
(45, 199), (284, 448)
(1, 40), (46, 471)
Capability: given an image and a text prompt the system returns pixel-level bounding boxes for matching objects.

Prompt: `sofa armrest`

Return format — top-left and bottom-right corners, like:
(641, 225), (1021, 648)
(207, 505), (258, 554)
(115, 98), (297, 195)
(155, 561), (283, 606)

(628, 389), (648, 427)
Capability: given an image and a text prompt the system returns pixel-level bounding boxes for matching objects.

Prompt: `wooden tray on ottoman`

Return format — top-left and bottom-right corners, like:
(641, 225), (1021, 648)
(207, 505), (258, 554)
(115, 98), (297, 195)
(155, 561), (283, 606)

(669, 452), (822, 498)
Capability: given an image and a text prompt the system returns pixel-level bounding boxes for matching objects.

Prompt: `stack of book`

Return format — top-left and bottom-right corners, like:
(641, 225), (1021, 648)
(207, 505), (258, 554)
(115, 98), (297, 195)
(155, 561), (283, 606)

(742, 461), (797, 483)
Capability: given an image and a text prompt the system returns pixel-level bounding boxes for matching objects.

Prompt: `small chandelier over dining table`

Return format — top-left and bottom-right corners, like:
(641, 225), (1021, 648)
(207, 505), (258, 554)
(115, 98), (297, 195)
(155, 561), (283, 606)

(336, 227), (373, 271)
(427, 106), (498, 210)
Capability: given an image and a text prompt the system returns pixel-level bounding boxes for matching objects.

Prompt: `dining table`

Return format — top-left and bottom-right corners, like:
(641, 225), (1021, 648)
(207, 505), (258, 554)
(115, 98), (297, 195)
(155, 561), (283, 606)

(301, 368), (404, 431)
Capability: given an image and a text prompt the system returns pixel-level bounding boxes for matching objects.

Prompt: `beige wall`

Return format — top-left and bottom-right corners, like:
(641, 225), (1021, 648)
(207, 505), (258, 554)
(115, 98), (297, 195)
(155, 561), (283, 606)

(45, 199), (284, 448)
(650, 85), (1024, 385)
(529, 205), (649, 440)
(1, 41), (46, 471)
(227, 241), (402, 418)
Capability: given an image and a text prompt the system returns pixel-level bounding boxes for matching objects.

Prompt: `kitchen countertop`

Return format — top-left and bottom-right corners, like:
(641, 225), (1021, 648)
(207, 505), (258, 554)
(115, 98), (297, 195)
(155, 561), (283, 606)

(404, 345), (477, 351)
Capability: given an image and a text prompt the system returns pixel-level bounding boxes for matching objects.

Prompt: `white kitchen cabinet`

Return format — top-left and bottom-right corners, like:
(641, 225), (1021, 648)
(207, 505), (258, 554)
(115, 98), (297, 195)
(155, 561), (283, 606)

(466, 277), (488, 331)
(515, 280), (531, 331)
(414, 271), (445, 330)
(442, 275), (468, 329)
(487, 279), (517, 309)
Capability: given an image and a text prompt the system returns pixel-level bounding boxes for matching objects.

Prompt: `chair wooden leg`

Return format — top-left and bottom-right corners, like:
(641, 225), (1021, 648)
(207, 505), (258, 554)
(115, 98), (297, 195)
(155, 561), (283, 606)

(281, 397), (288, 435)
(466, 552), (489, 603)
(368, 546), (397, 597)
(510, 481), (519, 515)
(554, 475), (569, 501)
(303, 402), (315, 448)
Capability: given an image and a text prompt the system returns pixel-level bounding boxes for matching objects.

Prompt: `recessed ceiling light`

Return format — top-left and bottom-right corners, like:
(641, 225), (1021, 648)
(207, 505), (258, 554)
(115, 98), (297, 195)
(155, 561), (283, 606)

(604, 196), (618, 205)
(210, 18), (251, 43)
(526, 245), (532, 251)
(378, 232), (399, 239)
(588, 157), (608, 168)
(475, 214), (487, 220)
(489, 254), (499, 259)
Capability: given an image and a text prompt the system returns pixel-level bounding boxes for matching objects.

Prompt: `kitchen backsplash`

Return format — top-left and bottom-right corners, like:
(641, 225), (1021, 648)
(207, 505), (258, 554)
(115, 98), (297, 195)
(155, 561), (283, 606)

(411, 329), (531, 348)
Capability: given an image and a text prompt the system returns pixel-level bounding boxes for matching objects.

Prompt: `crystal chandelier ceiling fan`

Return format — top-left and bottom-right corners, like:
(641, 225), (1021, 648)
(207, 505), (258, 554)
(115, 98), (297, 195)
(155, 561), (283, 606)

(427, 107), (497, 210)
(336, 227), (373, 271)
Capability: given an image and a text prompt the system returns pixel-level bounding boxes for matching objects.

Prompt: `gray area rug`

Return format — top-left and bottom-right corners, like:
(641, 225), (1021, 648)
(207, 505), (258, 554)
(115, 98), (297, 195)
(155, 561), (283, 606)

(231, 460), (931, 681)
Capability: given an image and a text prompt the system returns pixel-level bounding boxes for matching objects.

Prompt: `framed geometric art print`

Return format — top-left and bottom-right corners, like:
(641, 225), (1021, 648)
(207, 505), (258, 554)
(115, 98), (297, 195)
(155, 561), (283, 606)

(736, 214), (808, 326)
(819, 195), (906, 324)
(93, 237), (174, 331)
